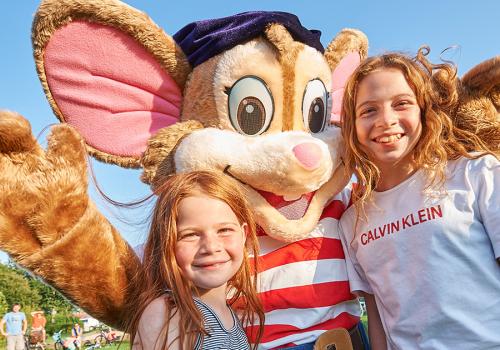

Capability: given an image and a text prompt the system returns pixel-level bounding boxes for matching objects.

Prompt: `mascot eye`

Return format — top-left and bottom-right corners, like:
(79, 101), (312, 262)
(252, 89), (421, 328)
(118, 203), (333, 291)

(302, 79), (328, 133)
(228, 76), (274, 136)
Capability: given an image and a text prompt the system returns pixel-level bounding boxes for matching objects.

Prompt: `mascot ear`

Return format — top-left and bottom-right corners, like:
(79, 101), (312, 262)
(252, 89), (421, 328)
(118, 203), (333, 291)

(461, 56), (499, 95)
(32, 0), (192, 168)
(455, 56), (500, 153)
(324, 29), (368, 124)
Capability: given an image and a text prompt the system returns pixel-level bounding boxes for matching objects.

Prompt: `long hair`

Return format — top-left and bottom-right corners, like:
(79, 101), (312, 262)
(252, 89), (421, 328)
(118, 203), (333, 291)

(125, 171), (264, 349)
(341, 47), (495, 219)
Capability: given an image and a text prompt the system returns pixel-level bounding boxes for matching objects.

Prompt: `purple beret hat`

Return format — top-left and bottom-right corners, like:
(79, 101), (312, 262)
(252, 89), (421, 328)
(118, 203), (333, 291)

(173, 11), (324, 68)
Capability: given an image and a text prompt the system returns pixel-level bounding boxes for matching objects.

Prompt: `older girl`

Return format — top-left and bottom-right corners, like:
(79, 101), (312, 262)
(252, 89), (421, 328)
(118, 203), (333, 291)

(339, 49), (500, 349)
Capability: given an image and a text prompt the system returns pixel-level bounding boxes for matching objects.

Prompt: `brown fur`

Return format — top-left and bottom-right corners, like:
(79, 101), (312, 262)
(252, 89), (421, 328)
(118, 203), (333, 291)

(22, 202), (141, 329)
(181, 57), (223, 128)
(492, 87), (500, 108)
(0, 112), (41, 154)
(141, 120), (204, 186)
(462, 56), (500, 94)
(0, 111), (140, 327)
(454, 56), (500, 153)
(455, 96), (500, 153)
(264, 24), (303, 131)
(324, 28), (368, 70)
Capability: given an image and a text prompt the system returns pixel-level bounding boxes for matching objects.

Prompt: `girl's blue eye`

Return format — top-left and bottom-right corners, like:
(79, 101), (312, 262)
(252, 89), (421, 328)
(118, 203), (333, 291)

(395, 100), (412, 108)
(179, 232), (197, 241)
(219, 227), (234, 235)
(359, 107), (375, 117)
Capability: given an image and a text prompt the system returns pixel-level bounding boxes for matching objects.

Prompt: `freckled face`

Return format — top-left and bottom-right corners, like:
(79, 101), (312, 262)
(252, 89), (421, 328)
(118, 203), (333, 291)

(355, 68), (422, 172)
(174, 195), (246, 292)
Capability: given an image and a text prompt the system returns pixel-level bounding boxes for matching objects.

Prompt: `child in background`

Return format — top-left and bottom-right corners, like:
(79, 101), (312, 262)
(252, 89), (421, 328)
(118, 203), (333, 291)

(127, 171), (264, 350)
(31, 311), (46, 343)
(104, 328), (117, 342)
(71, 323), (82, 348)
(338, 48), (500, 349)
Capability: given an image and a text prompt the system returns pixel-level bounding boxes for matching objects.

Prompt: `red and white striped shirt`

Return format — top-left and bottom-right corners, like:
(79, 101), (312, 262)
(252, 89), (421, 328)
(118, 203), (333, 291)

(247, 186), (361, 349)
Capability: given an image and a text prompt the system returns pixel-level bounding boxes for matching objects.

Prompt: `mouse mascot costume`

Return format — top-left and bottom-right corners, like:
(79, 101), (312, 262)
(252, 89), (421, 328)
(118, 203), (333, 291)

(0, 0), (498, 349)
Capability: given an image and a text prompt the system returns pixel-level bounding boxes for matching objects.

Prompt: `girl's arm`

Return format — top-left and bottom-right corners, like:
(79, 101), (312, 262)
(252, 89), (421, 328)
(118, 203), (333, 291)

(363, 292), (387, 350)
(133, 297), (181, 350)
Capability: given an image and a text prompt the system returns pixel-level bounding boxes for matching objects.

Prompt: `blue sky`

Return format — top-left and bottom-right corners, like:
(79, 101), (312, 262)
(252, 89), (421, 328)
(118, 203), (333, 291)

(0, 1), (498, 262)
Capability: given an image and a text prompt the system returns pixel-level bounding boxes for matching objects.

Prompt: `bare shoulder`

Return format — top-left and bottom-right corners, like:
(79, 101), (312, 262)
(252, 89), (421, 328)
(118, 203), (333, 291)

(141, 297), (169, 321)
(135, 296), (181, 350)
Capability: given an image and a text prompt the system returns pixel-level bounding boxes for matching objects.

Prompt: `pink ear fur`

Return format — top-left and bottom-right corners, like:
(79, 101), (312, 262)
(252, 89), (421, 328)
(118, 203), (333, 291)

(330, 52), (361, 123)
(44, 21), (183, 159)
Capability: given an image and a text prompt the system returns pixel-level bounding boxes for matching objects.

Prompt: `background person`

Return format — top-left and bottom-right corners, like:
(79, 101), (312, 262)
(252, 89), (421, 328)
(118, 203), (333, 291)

(104, 328), (117, 342)
(71, 323), (83, 349)
(31, 311), (46, 343)
(0, 303), (27, 350)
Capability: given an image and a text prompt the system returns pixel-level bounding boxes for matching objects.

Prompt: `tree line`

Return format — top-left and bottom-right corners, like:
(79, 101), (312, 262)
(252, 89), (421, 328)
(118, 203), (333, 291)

(0, 261), (74, 316)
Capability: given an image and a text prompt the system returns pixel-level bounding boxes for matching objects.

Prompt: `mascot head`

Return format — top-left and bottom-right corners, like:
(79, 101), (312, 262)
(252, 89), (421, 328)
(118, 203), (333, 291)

(33, 0), (368, 242)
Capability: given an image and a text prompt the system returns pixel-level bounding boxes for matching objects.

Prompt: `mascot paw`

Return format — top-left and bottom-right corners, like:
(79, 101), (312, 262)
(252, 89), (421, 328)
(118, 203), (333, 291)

(0, 111), (89, 259)
(0, 111), (40, 153)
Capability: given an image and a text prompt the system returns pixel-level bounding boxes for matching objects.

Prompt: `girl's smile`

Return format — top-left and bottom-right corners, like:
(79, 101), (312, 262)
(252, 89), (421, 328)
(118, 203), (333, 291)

(175, 195), (247, 292)
(193, 260), (230, 269)
(373, 133), (403, 144)
(355, 68), (422, 188)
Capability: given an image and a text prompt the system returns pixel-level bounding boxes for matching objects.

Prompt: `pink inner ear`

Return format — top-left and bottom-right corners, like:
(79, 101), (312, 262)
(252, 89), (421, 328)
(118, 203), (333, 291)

(44, 21), (183, 158)
(330, 52), (361, 123)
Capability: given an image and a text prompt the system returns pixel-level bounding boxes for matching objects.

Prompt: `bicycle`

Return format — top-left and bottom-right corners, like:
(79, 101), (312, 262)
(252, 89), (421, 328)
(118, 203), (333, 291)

(82, 340), (100, 350)
(52, 330), (79, 350)
(93, 327), (121, 348)
(24, 329), (45, 350)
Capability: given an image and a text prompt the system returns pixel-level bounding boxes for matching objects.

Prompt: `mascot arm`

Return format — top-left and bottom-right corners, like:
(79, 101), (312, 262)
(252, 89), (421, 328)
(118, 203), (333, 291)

(456, 56), (500, 154)
(0, 111), (140, 329)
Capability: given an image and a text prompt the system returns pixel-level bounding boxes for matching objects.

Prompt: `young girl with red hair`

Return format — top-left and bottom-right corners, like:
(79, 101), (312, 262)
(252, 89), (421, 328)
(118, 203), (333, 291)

(127, 171), (264, 349)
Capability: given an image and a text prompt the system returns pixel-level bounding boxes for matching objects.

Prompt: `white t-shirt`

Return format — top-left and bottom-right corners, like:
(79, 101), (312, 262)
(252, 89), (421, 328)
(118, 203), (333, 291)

(339, 155), (500, 350)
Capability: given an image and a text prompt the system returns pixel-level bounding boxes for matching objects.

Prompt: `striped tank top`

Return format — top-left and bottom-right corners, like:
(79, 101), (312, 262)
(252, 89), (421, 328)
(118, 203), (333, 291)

(193, 298), (249, 350)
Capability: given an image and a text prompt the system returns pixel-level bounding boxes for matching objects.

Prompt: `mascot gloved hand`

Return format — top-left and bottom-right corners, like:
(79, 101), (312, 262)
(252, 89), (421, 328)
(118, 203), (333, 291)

(0, 110), (140, 324)
(1, 0), (498, 349)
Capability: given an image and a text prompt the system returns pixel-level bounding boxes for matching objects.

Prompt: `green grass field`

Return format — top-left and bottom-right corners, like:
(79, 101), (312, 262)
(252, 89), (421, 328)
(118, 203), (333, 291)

(97, 341), (130, 349)
(0, 337), (130, 350)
